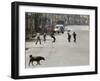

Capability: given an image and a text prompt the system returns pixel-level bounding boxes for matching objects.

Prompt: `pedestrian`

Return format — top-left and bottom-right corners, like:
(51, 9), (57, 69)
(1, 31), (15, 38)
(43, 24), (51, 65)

(50, 31), (56, 43)
(73, 32), (76, 42)
(60, 27), (64, 33)
(43, 32), (47, 42)
(35, 33), (41, 45)
(67, 32), (71, 42)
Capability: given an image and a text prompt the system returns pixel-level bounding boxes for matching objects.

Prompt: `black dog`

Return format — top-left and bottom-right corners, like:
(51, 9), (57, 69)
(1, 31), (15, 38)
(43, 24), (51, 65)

(29, 55), (45, 66)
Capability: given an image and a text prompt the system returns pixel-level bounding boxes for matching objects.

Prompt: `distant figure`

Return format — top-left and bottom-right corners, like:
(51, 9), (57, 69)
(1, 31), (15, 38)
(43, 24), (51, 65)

(60, 27), (64, 33)
(73, 32), (76, 42)
(67, 32), (71, 42)
(43, 33), (47, 42)
(35, 33), (41, 45)
(50, 31), (56, 43)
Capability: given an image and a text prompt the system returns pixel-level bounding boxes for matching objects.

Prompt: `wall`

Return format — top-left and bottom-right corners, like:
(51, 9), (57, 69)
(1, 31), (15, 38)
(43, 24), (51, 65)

(0, 0), (99, 81)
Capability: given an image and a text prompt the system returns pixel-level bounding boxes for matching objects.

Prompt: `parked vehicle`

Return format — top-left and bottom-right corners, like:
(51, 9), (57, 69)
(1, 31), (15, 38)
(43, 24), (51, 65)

(54, 24), (65, 33)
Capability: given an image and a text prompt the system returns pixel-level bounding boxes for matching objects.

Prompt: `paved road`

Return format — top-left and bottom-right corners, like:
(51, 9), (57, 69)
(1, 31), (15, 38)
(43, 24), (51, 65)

(25, 25), (89, 68)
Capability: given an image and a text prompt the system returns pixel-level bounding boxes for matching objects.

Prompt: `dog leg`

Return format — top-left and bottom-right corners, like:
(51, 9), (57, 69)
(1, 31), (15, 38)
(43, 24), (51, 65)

(29, 61), (31, 66)
(37, 61), (40, 65)
(32, 61), (34, 66)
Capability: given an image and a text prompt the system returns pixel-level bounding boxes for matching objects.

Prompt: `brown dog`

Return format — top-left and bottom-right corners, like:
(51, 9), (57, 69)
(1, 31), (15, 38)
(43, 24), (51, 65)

(29, 55), (45, 66)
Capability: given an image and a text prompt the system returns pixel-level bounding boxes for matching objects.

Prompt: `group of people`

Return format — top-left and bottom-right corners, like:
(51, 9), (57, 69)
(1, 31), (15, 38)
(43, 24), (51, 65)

(35, 31), (77, 45)
(35, 31), (56, 45)
(67, 32), (77, 43)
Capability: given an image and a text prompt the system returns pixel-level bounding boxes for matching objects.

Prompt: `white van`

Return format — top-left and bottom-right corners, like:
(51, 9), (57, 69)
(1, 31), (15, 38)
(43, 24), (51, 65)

(54, 24), (64, 33)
